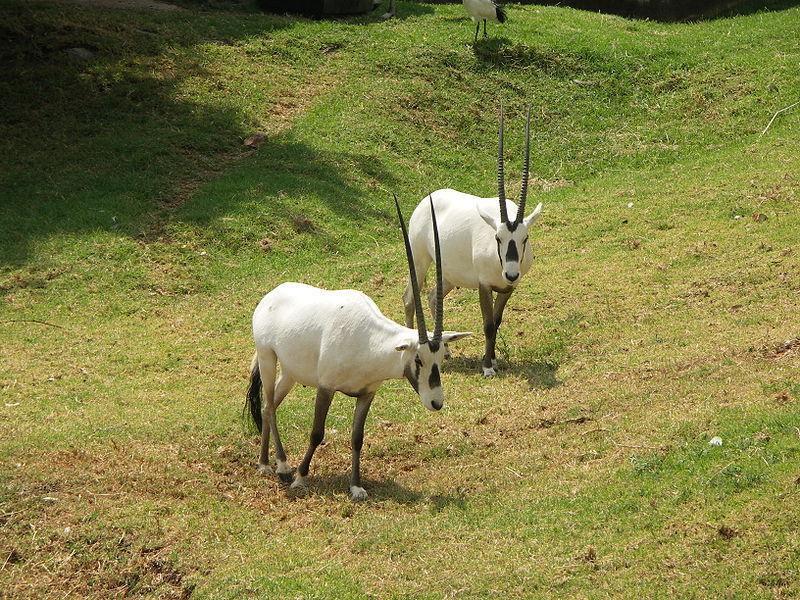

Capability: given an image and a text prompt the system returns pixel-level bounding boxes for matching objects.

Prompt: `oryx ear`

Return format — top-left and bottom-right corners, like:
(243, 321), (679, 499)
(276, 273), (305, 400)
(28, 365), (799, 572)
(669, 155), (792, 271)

(440, 331), (472, 343)
(394, 338), (418, 352)
(523, 202), (543, 228)
(477, 204), (501, 231)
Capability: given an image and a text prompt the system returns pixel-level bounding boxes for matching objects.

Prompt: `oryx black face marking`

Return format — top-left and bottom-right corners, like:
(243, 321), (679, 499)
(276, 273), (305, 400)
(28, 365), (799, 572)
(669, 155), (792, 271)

(428, 363), (441, 389)
(505, 239), (519, 263)
(403, 363), (419, 393)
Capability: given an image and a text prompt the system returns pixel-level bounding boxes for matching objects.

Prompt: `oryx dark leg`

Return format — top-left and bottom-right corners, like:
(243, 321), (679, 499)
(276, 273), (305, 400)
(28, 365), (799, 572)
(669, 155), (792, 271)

(258, 370), (294, 476)
(483, 19), (487, 38)
(265, 374), (291, 483)
(490, 289), (513, 371)
(291, 388), (334, 490)
(350, 392), (375, 501)
(479, 284), (497, 377)
(257, 351), (278, 475)
(474, 22), (480, 43)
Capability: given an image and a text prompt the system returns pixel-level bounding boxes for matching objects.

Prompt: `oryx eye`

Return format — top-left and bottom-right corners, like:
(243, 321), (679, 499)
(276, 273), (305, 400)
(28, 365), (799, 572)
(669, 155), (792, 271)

(414, 356), (423, 367)
(495, 237), (501, 243)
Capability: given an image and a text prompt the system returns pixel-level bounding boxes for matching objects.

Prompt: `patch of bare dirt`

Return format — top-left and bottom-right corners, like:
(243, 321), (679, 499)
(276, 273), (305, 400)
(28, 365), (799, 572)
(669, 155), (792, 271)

(763, 338), (800, 359)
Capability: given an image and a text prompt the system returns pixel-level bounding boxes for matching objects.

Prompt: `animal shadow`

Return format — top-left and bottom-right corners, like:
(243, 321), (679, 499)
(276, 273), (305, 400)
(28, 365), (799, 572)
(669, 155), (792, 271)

(445, 354), (561, 390)
(288, 473), (424, 504)
(473, 37), (583, 75)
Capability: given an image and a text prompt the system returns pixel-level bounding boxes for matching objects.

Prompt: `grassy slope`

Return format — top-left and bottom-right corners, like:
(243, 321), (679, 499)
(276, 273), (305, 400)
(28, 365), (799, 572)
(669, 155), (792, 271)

(1, 1), (799, 597)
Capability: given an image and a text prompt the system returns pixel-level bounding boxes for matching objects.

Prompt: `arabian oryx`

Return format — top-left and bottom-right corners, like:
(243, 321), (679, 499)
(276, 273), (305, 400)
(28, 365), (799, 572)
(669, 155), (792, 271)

(247, 196), (471, 501)
(404, 107), (543, 377)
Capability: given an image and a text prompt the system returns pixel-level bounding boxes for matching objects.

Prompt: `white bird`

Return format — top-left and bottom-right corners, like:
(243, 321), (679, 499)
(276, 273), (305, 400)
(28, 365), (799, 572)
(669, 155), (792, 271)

(247, 196), (470, 501)
(463, 0), (507, 43)
(403, 106), (543, 377)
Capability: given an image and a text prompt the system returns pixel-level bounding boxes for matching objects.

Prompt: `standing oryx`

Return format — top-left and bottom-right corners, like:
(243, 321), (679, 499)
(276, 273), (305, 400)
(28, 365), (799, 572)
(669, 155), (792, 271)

(247, 196), (470, 501)
(404, 106), (543, 377)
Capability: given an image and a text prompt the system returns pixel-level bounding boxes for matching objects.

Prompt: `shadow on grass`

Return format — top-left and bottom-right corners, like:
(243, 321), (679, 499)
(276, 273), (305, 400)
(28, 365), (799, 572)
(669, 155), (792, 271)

(445, 354), (562, 390)
(472, 37), (586, 75)
(718, 0), (800, 17)
(169, 135), (396, 249)
(287, 473), (465, 506)
(0, 4), (394, 268)
(530, 0), (800, 21)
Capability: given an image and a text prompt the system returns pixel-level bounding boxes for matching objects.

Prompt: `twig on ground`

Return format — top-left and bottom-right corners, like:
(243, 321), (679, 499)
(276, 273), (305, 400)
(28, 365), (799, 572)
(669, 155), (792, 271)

(580, 427), (609, 437)
(761, 100), (800, 136)
(1, 319), (67, 330)
(707, 461), (736, 483)
(610, 439), (664, 450)
(504, 465), (523, 479)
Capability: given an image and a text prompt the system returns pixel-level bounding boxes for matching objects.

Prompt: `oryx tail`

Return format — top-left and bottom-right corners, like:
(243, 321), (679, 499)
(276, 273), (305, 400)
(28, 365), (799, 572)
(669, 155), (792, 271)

(246, 353), (263, 432)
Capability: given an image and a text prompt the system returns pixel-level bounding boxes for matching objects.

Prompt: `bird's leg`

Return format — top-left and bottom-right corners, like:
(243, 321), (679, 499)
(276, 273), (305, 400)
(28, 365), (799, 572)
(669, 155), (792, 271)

(474, 22), (480, 44)
(483, 19), (488, 38)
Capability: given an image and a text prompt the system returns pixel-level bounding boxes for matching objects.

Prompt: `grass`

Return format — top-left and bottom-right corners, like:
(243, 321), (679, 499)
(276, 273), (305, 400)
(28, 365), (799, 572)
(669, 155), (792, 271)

(1, 0), (799, 597)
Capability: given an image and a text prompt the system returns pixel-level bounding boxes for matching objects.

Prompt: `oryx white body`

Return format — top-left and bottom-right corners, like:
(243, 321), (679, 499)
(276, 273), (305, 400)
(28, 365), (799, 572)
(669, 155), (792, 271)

(404, 108), (543, 377)
(407, 190), (535, 293)
(247, 198), (469, 502)
(253, 283), (426, 401)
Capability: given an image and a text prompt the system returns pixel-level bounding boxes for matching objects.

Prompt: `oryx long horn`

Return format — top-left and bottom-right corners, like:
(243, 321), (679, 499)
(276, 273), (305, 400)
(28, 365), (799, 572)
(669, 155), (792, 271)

(428, 193), (444, 341)
(394, 194), (428, 344)
(497, 104), (509, 224)
(517, 106), (531, 224)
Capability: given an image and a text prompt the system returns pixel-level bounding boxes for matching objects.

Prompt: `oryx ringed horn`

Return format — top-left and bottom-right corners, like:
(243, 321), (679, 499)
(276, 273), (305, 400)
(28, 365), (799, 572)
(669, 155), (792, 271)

(428, 193), (444, 341)
(517, 105), (532, 224)
(394, 194), (428, 344)
(497, 103), (509, 224)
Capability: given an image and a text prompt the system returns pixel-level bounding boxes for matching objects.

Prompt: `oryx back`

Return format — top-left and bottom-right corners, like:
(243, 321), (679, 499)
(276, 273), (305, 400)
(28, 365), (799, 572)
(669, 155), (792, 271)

(253, 282), (408, 394)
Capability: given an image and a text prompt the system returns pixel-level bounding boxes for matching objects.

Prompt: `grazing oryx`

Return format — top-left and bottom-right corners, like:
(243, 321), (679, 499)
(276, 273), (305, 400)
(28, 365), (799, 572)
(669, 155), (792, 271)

(404, 107), (543, 377)
(463, 0), (507, 43)
(247, 196), (470, 501)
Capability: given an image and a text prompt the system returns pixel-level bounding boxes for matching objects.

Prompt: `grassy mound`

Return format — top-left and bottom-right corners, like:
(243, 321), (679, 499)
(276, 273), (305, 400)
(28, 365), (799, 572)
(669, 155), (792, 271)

(1, 1), (798, 597)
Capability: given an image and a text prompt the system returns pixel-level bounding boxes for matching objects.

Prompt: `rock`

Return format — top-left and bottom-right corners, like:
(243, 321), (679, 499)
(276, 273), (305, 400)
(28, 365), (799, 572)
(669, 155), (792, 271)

(65, 47), (94, 60)
(243, 133), (267, 148)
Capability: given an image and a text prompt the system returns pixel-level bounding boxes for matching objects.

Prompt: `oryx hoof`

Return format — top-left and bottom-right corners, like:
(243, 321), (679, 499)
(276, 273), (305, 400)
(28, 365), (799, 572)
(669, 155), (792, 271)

(350, 486), (368, 502)
(290, 474), (307, 490)
(276, 461), (294, 483)
(256, 463), (273, 476)
(482, 367), (496, 378)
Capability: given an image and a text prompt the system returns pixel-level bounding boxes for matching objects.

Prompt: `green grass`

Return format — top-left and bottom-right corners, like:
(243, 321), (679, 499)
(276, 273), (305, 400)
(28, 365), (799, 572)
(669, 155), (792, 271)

(1, 0), (799, 597)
